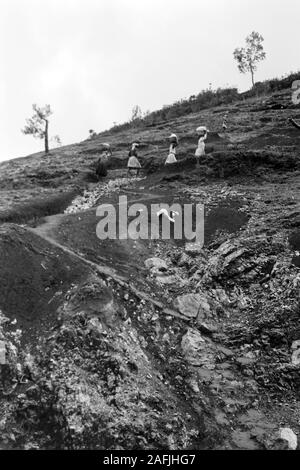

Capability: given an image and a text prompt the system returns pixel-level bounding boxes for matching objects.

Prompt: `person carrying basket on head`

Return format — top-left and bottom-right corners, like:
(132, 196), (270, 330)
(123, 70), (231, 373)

(195, 126), (208, 163)
(127, 142), (142, 177)
(165, 133), (178, 165)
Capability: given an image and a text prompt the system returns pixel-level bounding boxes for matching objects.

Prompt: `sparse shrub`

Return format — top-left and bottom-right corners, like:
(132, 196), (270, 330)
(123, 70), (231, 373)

(104, 71), (300, 135)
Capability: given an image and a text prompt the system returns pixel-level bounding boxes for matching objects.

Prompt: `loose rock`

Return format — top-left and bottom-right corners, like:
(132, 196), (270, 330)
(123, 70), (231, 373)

(279, 428), (298, 450)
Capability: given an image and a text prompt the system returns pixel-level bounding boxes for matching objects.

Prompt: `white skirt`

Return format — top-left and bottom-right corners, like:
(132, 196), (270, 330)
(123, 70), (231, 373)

(195, 143), (205, 157)
(127, 156), (141, 168)
(165, 153), (177, 164)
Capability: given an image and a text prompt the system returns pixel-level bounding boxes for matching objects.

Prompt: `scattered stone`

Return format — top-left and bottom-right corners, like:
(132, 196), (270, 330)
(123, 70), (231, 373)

(223, 248), (247, 267)
(216, 362), (231, 370)
(216, 240), (237, 257)
(185, 243), (205, 257)
(156, 275), (177, 285)
(175, 294), (200, 318)
(236, 357), (256, 367)
(181, 328), (216, 368)
(174, 293), (211, 319)
(214, 410), (230, 426)
(177, 253), (191, 268)
(87, 317), (103, 335)
(198, 322), (218, 335)
(217, 346), (235, 358)
(187, 378), (200, 393)
(181, 329), (205, 362)
(212, 288), (232, 307)
(65, 178), (144, 214)
(197, 368), (214, 383)
(220, 370), (235, 380)
(197, 297), (212, 321)
(145, 257), (168, 272)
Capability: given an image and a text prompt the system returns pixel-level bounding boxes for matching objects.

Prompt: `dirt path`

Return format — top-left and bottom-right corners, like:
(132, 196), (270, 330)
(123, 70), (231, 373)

(29, 225), (127, 281)
(28, 224), (188, 321)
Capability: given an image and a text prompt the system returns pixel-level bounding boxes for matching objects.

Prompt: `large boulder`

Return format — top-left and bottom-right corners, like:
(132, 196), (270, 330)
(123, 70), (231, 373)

(181, 328), (216, 368)
(279, 428), (298, 450)
(174, 293), (211, 320)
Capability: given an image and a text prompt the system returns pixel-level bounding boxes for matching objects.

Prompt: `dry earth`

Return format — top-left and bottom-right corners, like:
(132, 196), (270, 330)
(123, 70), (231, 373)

(0, 88), (299, 449)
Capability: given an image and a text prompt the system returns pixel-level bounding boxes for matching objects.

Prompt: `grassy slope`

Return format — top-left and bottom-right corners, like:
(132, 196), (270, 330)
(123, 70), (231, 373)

(0, 87), (299, 218)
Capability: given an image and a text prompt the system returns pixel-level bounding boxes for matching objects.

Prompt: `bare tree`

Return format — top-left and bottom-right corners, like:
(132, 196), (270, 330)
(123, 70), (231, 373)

(22, 104), (53, 153)
(233, 32), (266, 87)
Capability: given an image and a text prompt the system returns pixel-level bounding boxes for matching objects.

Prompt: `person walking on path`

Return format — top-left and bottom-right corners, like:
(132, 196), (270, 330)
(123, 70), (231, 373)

(127, 143), (142, 177)
(95, 143), (112, 179)
(222, 113), (228, 132)
(195, 126), (208, 163)
(165, 133), (178, 165)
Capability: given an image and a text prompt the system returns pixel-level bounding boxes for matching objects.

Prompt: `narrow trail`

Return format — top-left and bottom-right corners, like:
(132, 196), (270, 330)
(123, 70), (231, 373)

(28, 178), (192, 319)
(33, 183), (168, 239)
(28, 224), (188, 322)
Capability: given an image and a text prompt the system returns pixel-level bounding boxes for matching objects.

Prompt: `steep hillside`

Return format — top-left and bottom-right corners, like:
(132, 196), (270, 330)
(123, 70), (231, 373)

(0, 86), (300, 450)
(0, 86), (299, 222)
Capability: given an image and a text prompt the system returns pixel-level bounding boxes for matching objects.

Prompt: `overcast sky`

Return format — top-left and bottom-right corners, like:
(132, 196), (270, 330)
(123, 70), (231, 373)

(1, 0), (299, 161)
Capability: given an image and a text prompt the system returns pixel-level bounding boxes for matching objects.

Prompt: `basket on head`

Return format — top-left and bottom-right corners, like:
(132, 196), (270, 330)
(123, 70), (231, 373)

(196, 126), (208, 135)
(169, 133), (178, 144)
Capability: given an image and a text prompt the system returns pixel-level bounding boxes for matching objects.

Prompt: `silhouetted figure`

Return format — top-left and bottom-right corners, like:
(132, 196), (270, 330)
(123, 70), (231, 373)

(96, 144), (112, 178)
(127, 143), (141, 177)
(222, 113), (228, 132)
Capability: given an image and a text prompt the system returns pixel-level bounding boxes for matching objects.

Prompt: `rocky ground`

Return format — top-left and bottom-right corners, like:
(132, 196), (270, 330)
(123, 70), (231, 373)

(0, 87), (299, 450)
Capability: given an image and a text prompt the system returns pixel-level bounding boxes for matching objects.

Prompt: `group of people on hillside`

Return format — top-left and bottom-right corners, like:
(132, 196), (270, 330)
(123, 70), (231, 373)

(95, 126), (210, 179)
(94, 111), (300, 179)
(95, 114), (230, 179)
(164, 126), (209, 165)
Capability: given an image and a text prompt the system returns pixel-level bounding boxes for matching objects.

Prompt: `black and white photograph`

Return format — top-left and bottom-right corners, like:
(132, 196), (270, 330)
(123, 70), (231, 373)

(0, 0), (299, 456)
